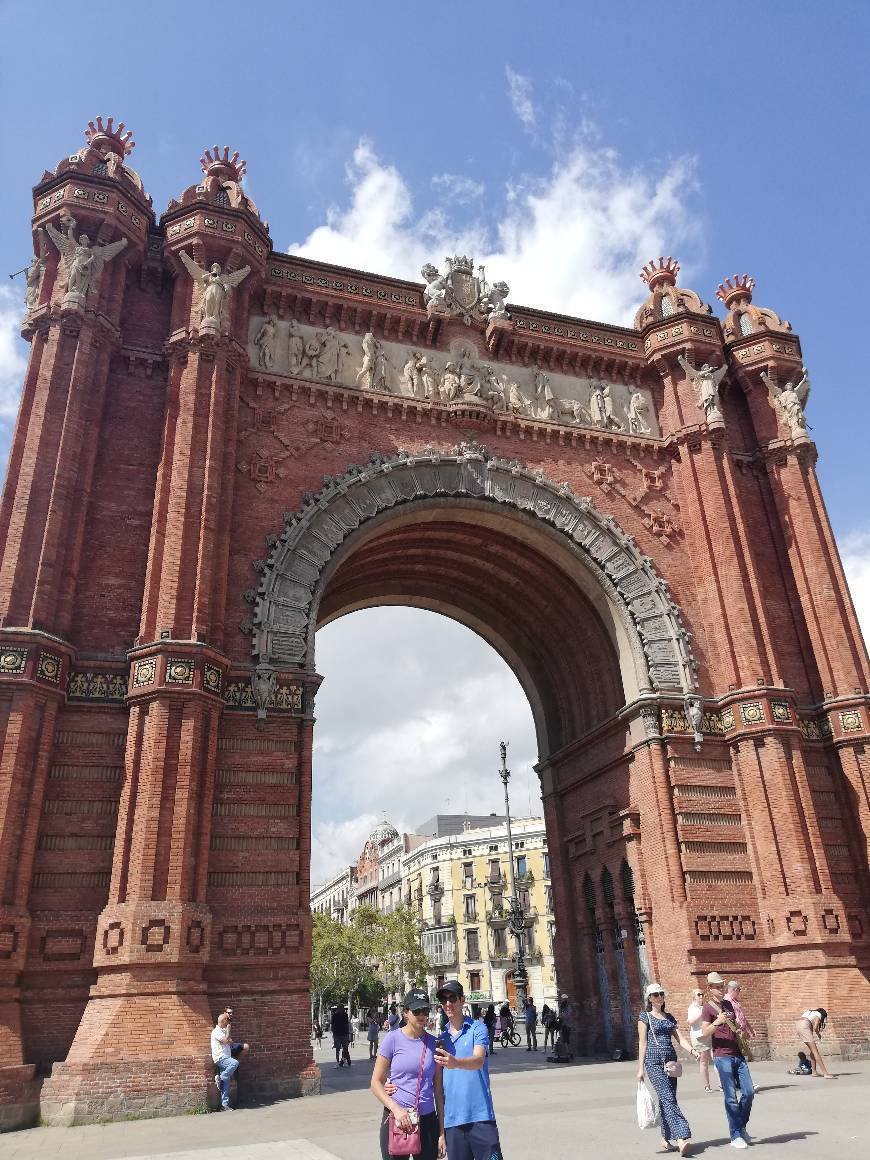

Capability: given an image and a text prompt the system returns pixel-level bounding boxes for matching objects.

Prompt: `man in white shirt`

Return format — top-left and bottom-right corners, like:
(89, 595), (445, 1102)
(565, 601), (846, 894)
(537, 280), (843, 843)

(210, 1007), (249, 1110)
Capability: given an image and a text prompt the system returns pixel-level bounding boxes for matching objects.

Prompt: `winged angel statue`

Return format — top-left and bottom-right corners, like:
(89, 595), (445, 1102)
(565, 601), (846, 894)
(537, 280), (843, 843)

(45, 217), (128, 302)
(179, 251), (251, 330)
(760, 366), (810, 438)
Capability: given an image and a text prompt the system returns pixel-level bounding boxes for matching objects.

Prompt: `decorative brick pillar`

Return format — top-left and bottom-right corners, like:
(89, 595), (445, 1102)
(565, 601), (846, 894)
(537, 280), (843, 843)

(0, 120), (149, 1128)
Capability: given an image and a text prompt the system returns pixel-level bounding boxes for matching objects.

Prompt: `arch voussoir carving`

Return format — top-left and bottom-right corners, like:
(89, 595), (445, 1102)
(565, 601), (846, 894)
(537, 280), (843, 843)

(252, 446), (698, 695)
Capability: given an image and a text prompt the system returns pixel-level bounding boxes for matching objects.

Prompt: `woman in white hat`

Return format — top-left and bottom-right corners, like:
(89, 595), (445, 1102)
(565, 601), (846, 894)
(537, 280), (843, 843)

(637, 982), (698, 1156)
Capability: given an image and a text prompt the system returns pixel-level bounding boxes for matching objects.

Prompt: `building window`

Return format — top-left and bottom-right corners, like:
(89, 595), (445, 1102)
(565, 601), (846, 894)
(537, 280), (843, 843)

(515, 855), (528, 877)
(433, 902), (442, 926)
(488, 858), (500, 882)
(543, 853), (551, 878)
(422, 927), (457, 967)
(464, 894), (477, 921)
(518, 888), (530, 913)
(660, 295), (674, 318)
(92, 160), (109, 176)
(514, 840), (525, 850)
(465, 928), (480, 960)
(493, 928), (507, 957)
(738, 312), (753, 336)
(436, 974), (446, 990)
(548, 921), (556, 948)
(214, 187), (231, 207)
(469, 970), (481, 993)
(462, 861), (473, 887)
(430, 867), (440, 886)
(462, 846), (473, 857)
(489, 844), (499, 853)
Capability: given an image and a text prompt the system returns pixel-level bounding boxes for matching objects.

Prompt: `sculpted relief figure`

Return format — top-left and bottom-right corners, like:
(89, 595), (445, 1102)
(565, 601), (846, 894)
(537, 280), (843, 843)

(254, 315), (277, 370)
(677, 354), (727, 424)
(419, 356), (440, 401)
(317, 327), (350, 382)
(761, 366), (810, 438)
(403, 350), (427, 398)
(287, 319), (304, 374)
(356, 331), (390, 391)
(439, 361), (461, 401)
(626, 389), (653, 435)
(45, 216), (128, 302)
(602, 383), (624, 431)
(179, 251), (251, 330)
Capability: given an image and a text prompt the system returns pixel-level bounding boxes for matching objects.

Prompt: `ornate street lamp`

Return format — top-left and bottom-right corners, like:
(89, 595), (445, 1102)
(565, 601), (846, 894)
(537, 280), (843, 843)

(499, 741), (528, 1015)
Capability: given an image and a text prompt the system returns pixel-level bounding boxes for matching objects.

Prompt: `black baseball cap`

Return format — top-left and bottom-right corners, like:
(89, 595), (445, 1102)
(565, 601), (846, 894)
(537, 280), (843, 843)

(402, 988), (431, 1012)
(436, 980), (464, 1003)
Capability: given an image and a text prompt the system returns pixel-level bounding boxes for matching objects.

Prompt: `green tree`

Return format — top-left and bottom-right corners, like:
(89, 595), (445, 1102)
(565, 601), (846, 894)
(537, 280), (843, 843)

(372, 905), (430, 998)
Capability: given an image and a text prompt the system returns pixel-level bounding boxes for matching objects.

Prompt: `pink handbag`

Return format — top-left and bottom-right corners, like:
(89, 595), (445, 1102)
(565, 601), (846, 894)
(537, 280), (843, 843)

(387, 1039), (427, 1157)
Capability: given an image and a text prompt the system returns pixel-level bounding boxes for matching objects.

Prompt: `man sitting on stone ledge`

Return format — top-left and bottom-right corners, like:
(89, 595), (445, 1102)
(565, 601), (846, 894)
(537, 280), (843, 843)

(211, 1007), (250, 1110)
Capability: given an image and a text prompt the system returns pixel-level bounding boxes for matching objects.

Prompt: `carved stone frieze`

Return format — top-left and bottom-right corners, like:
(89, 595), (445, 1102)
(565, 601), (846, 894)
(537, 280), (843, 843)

(250, 448), (697, 694)
(246, 316), (660, 439)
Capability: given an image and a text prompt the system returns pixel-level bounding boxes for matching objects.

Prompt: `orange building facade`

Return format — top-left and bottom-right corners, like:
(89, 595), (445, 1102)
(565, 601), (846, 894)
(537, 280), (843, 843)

(0, 120), (868, 1128)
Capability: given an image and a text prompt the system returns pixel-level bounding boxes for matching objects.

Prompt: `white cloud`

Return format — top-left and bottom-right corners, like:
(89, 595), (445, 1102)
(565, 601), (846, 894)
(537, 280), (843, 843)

(0, 286), (26, 420)
(842, 528), (870, 643)
(505, 66), (537, 130)
(431, 173), (485, 205)
(289, 136), (698, 327)
(311, 608), (540, 885)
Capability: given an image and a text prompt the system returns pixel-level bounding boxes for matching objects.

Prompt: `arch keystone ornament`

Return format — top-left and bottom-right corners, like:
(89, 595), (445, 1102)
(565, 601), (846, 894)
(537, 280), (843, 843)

(0, 130), (868, 1128)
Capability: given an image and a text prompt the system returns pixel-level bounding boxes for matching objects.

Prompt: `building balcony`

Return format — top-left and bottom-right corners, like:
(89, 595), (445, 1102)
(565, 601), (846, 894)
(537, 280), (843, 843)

(380, 870), (401, 891)
(427, 882), (444, 899)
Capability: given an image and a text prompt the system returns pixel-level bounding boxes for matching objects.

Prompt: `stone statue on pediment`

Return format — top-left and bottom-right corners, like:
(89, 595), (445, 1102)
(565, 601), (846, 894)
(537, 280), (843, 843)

(678, 354), (726, 424)
(24, 253), (46, 312)
(761, 366), (810, 439)
(45, 216), (128, 303)
(481, 279), (510, 321)
(179, 250), (250, 330)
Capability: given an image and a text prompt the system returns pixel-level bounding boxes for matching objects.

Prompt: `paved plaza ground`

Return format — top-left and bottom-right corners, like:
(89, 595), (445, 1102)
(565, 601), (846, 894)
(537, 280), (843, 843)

(0, 1043), (865, 1160)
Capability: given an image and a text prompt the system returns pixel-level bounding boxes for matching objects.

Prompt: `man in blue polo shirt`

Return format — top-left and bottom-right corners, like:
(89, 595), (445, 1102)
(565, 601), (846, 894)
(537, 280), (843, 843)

(434, 980), (502, 1160)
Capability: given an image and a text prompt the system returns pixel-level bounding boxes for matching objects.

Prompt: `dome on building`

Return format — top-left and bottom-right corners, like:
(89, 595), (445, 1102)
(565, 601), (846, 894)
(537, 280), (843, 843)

(370, 819), (399, 845)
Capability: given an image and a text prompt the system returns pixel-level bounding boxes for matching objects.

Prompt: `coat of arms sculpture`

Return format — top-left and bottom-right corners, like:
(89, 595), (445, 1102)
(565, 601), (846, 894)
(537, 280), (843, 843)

(421, 255), (510, 325)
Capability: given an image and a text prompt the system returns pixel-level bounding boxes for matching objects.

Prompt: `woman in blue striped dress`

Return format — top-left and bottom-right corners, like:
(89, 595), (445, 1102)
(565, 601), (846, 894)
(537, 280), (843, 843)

(637, 982), (698, 1156)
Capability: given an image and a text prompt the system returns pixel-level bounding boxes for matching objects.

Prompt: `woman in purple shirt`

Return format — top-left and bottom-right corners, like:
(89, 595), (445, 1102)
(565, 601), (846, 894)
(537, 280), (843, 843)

(371, 987), (445, 1159)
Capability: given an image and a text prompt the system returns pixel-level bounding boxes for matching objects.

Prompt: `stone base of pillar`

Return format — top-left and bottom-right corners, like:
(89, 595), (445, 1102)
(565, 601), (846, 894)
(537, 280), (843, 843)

(0, 1065), (40, 1132)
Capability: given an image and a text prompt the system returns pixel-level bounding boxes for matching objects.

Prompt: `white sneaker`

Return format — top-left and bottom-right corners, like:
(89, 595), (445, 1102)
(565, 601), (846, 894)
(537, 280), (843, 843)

(741, 1132), (754, 1146)
(730, 1139), (748, 1150)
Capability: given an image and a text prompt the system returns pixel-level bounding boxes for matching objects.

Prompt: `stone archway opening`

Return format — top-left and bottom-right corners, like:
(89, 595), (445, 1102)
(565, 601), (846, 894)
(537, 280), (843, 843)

(272, 447), (699, 1050)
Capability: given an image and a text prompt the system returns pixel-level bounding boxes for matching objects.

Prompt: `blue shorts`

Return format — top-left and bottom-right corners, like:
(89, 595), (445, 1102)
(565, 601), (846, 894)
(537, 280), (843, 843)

(445, 1120), (502, 1160)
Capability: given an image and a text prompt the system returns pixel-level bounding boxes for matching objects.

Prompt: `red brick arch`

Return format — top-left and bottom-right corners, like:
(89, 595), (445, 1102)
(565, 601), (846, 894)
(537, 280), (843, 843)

(253, 447), (698, 753)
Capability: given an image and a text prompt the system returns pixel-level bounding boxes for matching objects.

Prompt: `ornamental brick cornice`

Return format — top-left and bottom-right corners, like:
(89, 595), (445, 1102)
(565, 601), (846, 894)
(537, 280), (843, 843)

(0, 628), (75, 698)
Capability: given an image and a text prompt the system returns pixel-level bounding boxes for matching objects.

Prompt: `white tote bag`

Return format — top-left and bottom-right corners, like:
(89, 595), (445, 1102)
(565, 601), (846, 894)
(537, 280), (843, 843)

(636, 1080), (659, 1130)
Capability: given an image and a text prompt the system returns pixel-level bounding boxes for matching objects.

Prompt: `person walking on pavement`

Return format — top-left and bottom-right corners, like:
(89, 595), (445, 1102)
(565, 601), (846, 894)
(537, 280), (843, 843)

(637, 982), (696, 1156)
(331, 1003), (352, 1068)
(367, 1008), (381, 1060)
(700, 972), (754, 1149)
(435, 979), (503, 1160)
(726, 982), (758, 1091)
(524, 995), (538, 1051)
(687, 988), (718, 1092)
(483, 1004), (497, 1054)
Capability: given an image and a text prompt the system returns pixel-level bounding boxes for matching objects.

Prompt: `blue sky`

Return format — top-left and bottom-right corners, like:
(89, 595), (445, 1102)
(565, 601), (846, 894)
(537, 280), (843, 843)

(1, 1), (868, 879)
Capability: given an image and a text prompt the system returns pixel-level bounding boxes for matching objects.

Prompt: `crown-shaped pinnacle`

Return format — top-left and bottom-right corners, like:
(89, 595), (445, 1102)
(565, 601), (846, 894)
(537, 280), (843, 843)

(716, 274), (756, 307)
(85, 116), (135, 156)
(199, 146), (247, 183)
(640, 256), (680, 289)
